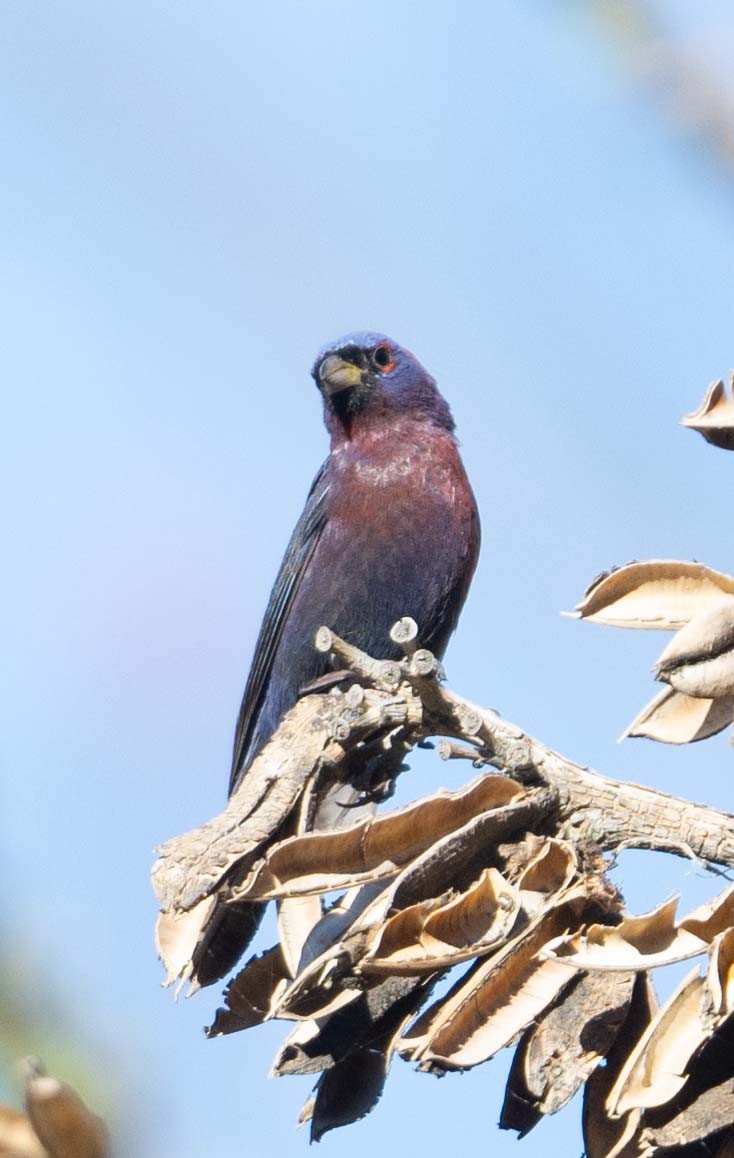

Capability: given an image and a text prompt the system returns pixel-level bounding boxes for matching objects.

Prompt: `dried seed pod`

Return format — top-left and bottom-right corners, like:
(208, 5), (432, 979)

(682, 375), (734, 451)
(655, 604), (734, 699)
(571, 560), (734, 630)
(623, 687), (734, 744)
(22, 1060), (108, 1158)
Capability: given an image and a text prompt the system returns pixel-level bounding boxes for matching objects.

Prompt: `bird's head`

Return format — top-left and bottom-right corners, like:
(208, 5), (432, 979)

(311, 332), (454, 438)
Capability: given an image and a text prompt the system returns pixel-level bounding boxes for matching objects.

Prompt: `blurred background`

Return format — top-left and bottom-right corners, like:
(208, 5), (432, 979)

(3, 1), (734, 1153)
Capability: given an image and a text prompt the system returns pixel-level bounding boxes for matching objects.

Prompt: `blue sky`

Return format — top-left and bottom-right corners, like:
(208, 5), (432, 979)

(3, 2), (734, 1154)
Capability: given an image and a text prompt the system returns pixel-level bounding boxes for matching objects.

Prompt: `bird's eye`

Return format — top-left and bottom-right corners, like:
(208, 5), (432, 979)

(372, 345), (393, 370)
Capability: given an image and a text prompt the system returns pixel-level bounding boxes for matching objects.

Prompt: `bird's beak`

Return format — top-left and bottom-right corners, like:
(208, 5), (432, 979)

(317, 354), (363, 396)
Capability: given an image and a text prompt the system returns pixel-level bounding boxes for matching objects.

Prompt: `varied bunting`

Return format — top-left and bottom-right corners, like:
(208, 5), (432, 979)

(229, 331), (480, 804)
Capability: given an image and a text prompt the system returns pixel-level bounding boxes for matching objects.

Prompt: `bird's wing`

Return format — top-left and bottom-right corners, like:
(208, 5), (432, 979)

(228, 461), (330, 795)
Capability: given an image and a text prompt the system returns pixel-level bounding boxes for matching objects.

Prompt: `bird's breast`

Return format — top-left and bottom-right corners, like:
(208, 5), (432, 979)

(328, 422), (471, 527)
(309, 421), (478, 660)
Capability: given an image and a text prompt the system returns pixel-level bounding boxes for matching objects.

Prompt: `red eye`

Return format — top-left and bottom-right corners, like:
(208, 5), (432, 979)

(372, 345), (394, 371)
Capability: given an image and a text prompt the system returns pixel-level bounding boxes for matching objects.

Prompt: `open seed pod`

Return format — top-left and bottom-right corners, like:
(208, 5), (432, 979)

(571, 561), (734, 744)
(682, 375), (734, 450)
(570, 561), (734, 630)
(655, 603), (734, 699)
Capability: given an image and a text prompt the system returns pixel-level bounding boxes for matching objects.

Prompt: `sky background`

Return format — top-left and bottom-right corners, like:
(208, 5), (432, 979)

(3, 1), (734, 1155)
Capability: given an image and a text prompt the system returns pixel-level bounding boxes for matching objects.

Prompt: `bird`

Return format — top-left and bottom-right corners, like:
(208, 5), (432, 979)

(190, 332), (481, 989)
(229, 331), (480, 806)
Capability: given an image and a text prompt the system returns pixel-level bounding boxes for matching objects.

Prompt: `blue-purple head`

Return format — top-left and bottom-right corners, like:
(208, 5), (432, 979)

(311, 331), (454, 436)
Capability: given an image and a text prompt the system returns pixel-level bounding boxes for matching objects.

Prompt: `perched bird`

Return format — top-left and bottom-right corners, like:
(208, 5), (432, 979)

(188, 333), (480, 988)
(229, 331), (480, 803)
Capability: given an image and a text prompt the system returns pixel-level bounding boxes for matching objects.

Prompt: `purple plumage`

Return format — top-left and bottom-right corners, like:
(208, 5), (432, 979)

(229, 331), (480, 799)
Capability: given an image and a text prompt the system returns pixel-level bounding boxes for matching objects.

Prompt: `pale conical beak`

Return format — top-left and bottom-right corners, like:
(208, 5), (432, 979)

(317, 354), (363, 395)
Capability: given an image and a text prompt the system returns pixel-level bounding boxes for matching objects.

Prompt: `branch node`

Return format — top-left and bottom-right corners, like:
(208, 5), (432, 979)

(314, 626), (333, 654)
(389, 616), (419, 654)
(458, 708), (483, 738)
(409, 648), (439, 677)
(330, 717), (351, 742)
(375, 660), (403, 691)
(437, 739), (486, 765)
(344, 683), (365, 709)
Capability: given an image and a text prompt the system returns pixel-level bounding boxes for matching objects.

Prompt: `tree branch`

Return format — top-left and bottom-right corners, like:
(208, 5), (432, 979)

(152, 625), (734, 1152)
